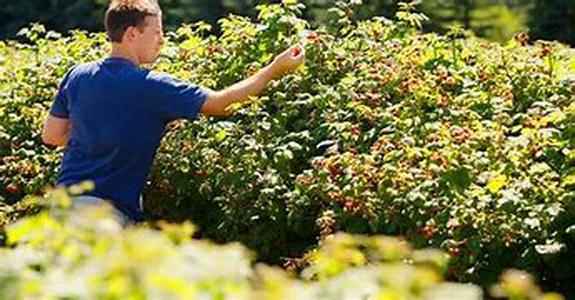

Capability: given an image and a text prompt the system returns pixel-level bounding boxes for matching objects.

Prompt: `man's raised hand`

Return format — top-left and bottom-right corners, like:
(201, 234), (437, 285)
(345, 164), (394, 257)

(270, 45), (306, 77)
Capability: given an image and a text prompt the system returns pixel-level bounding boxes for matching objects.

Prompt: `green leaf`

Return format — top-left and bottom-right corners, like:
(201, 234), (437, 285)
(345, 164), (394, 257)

(283, 149), (294, 160)
(180, 36), (202, 51)
(442, 167), (472, 190)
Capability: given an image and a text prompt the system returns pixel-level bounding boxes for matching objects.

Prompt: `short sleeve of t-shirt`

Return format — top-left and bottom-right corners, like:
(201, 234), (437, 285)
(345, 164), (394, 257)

(145, 72), (207, 122)
(49, 67), (75, 118)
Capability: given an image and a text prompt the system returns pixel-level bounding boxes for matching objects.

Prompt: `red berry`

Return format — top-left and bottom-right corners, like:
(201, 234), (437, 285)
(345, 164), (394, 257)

(292, 46), (302, 57)
(5, 182), (20, 194)
(449, 247), (461, 259)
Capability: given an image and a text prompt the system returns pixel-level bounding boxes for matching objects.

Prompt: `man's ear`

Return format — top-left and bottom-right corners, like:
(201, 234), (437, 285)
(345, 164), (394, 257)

(123, 26), (138, 42)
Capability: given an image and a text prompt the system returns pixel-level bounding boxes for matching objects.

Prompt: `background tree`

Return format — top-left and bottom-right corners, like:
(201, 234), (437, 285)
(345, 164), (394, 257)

(419, 0), (532, 43)
(0, 0), (573, 46)
(529, 0), (575, 46)
(0, 0), (108, 38)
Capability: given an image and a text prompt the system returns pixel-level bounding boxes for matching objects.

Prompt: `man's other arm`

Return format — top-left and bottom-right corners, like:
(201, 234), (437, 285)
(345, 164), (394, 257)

(42, 116), (70, 147)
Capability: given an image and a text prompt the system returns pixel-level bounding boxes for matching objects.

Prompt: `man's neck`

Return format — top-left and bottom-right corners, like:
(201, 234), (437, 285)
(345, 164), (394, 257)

(110, 44), (140, 66)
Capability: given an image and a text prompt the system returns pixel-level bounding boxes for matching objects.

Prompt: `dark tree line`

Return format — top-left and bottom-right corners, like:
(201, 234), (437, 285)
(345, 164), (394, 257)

(0, 0), (573, 45)
(529, 0), (575, 45)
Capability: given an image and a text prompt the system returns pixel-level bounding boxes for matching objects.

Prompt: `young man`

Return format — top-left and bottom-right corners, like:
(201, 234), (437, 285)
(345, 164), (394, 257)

(41, 0), (305, 223)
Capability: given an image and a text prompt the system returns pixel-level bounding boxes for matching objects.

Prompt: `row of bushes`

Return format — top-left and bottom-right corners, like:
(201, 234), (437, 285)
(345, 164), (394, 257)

(0, 188), (563, 299)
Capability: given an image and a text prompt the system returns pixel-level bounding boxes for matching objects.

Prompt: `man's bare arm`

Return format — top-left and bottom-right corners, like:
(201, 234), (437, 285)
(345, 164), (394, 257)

(201, 45), (305, 117)
(42, 115), (70, 147)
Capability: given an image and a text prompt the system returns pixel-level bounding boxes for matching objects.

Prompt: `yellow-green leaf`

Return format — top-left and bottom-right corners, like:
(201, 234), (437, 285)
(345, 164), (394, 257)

(563, 175), (575, 187)
(215, 130), (228, 142)
(488, 174), (507, 193)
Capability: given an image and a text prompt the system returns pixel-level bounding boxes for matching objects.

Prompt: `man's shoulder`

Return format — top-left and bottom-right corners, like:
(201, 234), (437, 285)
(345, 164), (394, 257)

(66, 61), (100, 79)
(145, 70), (175, 82)
(144, 71), (190, 90)
(67, 60), (149, 82)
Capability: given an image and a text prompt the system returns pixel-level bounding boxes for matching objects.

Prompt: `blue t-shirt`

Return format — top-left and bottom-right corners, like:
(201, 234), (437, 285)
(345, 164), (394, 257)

(50, 57), (207, 221)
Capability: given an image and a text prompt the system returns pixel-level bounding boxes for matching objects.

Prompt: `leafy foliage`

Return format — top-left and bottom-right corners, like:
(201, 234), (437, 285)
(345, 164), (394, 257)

(0, 188), (563, 299)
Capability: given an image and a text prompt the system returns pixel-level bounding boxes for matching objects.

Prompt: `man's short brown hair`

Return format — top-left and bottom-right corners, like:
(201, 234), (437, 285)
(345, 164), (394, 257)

(105, 0), (161, 43)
